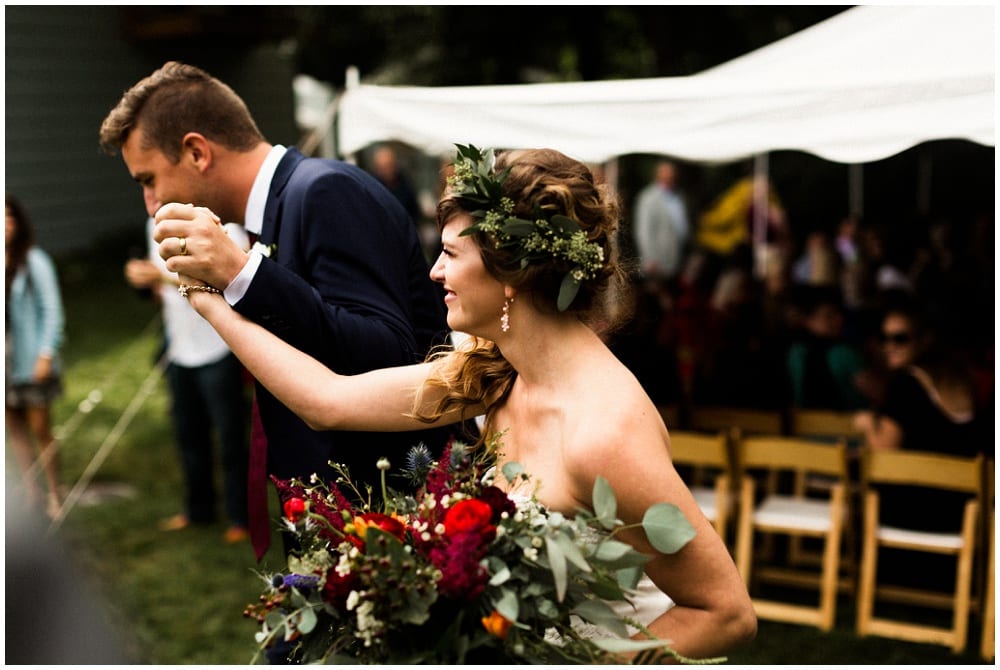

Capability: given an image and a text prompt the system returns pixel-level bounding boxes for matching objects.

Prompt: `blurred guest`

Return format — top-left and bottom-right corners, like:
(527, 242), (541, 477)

(695, 171), (787, 288)
(124, 189), (252, 544)
(633, 160), (690, 284)
(5, 193), (65, 520)
(786, 285), (868, 411)
(369, 144), (422, 225)
(791, 228), (840, 287)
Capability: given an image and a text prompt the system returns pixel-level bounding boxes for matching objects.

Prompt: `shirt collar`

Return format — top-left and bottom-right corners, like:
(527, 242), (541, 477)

(244, 144), (287, 236)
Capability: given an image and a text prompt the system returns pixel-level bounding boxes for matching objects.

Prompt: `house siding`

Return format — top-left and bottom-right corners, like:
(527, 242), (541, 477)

(5, 6), (298, 256)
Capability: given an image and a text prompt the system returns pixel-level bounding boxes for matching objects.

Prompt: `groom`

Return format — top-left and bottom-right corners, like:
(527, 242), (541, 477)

(99, 61), (452, 561)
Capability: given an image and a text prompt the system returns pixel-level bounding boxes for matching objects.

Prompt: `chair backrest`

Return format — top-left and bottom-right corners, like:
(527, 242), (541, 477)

(739, 435), (848, 479)
(789, 409), (861, 442)
(688, 406), (784, 436)
(863, 449), (984, 494)
(669, 430), (729, 470)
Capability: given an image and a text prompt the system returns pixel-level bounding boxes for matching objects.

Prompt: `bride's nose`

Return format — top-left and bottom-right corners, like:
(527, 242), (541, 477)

(429, 252), (446, 283)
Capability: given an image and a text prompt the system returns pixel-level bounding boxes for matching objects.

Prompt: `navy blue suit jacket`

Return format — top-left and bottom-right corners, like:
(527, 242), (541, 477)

(234, 147), (451, 493)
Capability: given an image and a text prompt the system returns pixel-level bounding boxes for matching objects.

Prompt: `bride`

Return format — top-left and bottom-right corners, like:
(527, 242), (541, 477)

(157, 145), (756, 660)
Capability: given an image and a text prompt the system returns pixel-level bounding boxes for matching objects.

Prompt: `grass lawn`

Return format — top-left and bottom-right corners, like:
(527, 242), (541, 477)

(7, 235), (993, 664)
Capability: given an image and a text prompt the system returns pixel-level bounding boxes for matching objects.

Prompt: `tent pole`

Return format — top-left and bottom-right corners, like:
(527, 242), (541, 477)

(848, 163), (864, 218)
(752, 153), (770, 280)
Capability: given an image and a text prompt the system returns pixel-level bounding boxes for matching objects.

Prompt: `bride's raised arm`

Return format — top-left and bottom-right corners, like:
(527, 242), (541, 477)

(187, 289), (467, 432)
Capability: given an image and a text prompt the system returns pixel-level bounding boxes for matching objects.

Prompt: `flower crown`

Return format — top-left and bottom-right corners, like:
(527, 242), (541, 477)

(447, 144), (605, 311)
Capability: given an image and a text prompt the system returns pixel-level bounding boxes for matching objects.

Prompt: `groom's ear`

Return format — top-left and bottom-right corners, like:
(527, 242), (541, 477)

(180, 132), (213, 174)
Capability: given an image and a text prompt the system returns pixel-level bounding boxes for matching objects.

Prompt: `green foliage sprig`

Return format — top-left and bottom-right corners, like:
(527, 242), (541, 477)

(448, 144), (605, 311)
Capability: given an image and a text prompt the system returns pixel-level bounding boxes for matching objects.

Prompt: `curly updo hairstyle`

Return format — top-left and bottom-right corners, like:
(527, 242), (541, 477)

(413, 148), (633, 438)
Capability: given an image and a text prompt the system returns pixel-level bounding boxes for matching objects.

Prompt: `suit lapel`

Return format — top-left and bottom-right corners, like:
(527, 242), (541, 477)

(261, 147), (306, 246)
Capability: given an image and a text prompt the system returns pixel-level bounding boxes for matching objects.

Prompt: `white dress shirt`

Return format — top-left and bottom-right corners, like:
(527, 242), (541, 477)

(223, 144), (288, 305)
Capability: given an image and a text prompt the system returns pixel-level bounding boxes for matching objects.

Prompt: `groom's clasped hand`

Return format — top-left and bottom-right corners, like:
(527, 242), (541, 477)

(154, 203), (243, 290)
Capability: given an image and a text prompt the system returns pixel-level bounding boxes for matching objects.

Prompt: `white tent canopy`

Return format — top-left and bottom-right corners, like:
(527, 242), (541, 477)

(336, 5), (994, 165)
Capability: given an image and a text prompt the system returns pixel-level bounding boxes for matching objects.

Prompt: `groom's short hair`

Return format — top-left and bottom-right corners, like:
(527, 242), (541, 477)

(99, 60), (264, 162)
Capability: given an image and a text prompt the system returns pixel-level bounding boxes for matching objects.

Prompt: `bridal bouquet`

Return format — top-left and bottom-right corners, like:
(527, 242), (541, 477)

(244, 437), (702, 664)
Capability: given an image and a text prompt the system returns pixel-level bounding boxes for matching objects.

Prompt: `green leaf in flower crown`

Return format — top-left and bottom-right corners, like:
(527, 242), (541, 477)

(501, 218), (536, 237)
(544, 534), (568, 602)
(592, 475), (618, 530)
(572, 599), (630, 638)
(642, 503), (696, 554)
(549, 214), (582, 235)
(557, 274), (581, 312)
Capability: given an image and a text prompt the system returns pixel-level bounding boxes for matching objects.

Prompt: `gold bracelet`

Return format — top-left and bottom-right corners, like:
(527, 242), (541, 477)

(177, 284), (222, 298)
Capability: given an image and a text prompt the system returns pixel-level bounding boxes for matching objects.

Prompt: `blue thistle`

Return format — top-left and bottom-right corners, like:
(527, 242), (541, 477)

(401, 443), (433, 486)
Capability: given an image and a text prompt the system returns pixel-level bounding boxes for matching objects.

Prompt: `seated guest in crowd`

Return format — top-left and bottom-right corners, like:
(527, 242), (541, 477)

(786, 285), (868, 411)
(854, 297), (987, 533)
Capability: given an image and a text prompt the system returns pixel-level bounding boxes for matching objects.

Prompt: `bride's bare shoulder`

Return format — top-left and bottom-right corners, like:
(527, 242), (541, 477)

(570, 369), (667, 457)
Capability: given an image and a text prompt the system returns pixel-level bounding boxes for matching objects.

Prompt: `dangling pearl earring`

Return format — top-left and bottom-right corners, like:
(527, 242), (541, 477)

(500, 297), (513, 333)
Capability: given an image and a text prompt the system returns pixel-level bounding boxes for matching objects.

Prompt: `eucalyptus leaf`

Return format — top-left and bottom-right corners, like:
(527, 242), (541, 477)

(297, 607), (318, 635)
(544, 534), (568, 602)
(554, 532), (592, 574)
(571, 599), (629, 638)
(594, 540), (652, 570)
(501, 461), (525, 482)
(536, 598), (559, 619)
(557, 274), (581, 312)
(616, 565), (645, 591)
(264, 610), (287, 630)
(489, 564), (511, 586)
(494, 588), (520, 623)
(591, 475), (617, 529)
(592, 539), (634, 562)
(587, 578), (629, 601)
(642, 503), (696, 554)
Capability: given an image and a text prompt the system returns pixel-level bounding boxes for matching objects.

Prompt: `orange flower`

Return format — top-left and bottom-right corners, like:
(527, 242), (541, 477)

(352, 512), (406, 543)
(481, 610), (513, 640)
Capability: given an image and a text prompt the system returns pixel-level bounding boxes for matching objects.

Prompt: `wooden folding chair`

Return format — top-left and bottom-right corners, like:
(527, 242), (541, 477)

(734, 434), (849, 631)
(788, 408), (862, 444)
(855, 449), (984, 653)
(668, 430), (734, 543)
(787, 408), (864, 586)
(982, 507), (994, 660)
(688, 406), (784, 436)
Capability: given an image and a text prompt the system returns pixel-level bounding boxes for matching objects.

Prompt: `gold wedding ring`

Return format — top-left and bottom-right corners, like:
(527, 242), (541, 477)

(179, 237), (188, 255)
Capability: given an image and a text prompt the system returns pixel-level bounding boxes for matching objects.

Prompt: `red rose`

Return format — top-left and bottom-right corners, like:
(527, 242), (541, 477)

(443, 499), (495, 538)
(283, 497), (307, 522)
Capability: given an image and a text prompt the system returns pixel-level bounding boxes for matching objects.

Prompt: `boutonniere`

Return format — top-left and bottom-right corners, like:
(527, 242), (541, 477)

(251, 241), (278, 258)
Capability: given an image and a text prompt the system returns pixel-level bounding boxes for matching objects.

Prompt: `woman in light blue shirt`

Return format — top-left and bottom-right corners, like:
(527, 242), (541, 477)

(6, 193), (65, 519)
